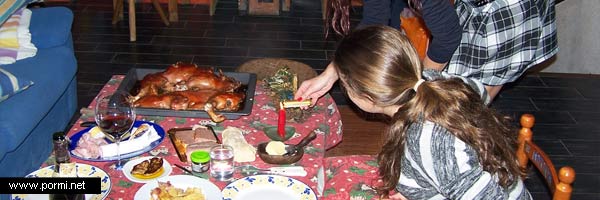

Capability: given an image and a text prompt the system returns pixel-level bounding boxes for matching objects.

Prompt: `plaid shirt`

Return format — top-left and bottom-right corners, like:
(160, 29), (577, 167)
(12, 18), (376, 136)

(445, 0), (558, 86)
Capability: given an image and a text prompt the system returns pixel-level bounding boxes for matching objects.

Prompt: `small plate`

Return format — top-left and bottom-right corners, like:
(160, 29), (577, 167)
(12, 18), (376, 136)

(122, 156), (172, 183)
(134, 175), (222, 200)
(222, 175), (317, 200)
(11, 163), (111, 200)
(69, 120), (165, 161)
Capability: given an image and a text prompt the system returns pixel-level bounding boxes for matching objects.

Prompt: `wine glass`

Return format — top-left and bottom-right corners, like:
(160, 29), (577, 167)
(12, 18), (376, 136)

(94, 90), (135, 170)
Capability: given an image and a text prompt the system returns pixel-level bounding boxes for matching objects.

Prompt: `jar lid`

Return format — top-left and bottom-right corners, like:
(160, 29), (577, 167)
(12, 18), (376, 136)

(190, 151), (210, 163)
(53, 132), (66, 140)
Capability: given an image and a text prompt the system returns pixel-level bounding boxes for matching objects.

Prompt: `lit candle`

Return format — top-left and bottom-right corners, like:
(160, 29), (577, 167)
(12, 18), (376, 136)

(278, 102), (286, 140)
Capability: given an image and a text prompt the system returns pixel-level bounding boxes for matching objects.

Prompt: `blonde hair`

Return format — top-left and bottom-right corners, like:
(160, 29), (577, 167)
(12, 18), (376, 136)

(333, 25), (524, 195)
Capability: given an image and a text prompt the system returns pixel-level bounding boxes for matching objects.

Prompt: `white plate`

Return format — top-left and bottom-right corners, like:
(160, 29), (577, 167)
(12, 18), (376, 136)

(222, 175), (317, 200)
(11, 163), (111, 200)
(122, 156), (173, 183)
(134, 175), (222, 200)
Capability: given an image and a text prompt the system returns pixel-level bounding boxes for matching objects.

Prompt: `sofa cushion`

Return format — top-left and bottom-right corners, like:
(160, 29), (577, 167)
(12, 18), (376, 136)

(30, 7), (73, 49)
(0, 8), (37, 64)
(0, 66), (33, 102)
(0, 0), (28, 25)
(0, 44), (76, 153)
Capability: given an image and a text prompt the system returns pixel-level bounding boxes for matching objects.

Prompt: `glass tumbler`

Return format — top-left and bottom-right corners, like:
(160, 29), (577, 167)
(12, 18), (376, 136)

(209, 144), (235, 181)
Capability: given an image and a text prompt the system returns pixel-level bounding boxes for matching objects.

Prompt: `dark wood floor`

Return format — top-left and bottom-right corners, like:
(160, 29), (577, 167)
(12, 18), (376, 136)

(45, 0), (599, 199)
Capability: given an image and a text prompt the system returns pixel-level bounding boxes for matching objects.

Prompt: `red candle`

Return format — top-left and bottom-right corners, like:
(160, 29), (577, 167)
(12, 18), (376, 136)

(277, 102), (286, 140)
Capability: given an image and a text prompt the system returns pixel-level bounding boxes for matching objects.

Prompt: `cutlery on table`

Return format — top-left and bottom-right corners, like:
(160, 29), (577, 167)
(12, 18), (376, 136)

(237, 165), (307, 177)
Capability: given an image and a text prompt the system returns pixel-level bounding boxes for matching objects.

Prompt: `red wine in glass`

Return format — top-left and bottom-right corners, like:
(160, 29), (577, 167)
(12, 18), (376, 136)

(98, 115), (133, 140)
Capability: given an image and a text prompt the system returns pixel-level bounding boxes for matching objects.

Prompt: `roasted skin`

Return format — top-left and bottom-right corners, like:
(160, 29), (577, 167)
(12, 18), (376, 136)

(132, 62), (245, 122)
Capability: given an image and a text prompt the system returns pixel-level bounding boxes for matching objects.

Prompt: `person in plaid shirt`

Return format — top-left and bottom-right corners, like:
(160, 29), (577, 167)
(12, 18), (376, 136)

(296, 0), (557, 102)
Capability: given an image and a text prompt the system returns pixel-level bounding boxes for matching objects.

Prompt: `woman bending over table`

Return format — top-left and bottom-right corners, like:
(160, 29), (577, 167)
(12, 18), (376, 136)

(326, 25), (531, 199)
(301, 0), (558, 102)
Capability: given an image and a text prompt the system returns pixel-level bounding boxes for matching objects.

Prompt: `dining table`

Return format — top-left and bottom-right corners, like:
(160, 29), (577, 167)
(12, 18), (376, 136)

(58, 74), (344, 199)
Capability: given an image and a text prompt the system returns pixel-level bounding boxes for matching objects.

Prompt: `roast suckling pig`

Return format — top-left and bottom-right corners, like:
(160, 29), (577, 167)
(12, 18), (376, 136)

(132, 62), (245, 122)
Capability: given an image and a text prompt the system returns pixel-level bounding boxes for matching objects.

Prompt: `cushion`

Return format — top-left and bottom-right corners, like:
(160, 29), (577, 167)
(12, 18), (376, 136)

(0, 66), (33, 102)
(0, 0), (28, 26)
(0, 8), (36, 64)
(30, 7), (73, 48)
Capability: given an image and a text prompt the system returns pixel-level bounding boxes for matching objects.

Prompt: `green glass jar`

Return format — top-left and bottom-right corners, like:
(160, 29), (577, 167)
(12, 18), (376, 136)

(190, 151), (210, 173)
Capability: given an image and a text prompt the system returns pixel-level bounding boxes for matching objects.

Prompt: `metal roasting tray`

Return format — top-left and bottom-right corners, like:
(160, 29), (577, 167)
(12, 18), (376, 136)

(117, 67), (257, 119)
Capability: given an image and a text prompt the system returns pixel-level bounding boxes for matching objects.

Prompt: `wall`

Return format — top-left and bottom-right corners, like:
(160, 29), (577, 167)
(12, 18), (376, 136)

(540, 0), (600, 74)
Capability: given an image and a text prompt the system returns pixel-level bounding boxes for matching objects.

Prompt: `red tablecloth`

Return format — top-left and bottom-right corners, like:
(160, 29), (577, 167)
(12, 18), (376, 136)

(58, 75), (343, 199)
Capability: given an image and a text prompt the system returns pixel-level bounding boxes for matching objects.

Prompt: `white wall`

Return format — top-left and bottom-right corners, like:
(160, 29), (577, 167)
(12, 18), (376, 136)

(540, 0), (600, 74)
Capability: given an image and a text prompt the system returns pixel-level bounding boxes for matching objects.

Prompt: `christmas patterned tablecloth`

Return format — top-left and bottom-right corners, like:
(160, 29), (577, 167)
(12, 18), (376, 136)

(44, 75), (344, 199)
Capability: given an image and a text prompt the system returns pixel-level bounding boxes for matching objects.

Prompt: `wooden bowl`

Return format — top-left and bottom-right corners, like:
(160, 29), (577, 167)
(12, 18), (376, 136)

(256, 142), (303, 165)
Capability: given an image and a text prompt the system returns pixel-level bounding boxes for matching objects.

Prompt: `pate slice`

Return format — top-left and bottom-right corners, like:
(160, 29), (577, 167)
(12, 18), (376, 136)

(221, 127), (256, 162)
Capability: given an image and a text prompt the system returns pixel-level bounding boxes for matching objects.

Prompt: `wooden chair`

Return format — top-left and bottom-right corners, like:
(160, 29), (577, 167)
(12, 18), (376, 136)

(112, 0), (178, 42)
(517, 114), (576, 200)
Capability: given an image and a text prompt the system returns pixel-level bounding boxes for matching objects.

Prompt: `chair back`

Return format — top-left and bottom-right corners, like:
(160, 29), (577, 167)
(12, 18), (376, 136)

(517, 114), (576, 200)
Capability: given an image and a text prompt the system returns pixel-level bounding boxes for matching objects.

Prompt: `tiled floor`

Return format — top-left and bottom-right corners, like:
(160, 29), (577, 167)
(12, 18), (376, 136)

(46, 0), (599, 199)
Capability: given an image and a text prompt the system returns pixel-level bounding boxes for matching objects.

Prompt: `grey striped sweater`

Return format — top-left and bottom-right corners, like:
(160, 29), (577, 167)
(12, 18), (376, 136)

(396, 121), (532, 199)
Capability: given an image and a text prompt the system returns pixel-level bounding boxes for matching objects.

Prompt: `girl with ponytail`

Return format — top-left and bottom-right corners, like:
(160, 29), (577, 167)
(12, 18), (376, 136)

(332, 25), (531, 199)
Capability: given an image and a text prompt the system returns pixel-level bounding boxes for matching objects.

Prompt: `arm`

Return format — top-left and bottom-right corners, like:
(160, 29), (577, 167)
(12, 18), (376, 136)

(294, 62), (339, 105)
(359, 0), (393, 27)
(421, 0), (461, 70)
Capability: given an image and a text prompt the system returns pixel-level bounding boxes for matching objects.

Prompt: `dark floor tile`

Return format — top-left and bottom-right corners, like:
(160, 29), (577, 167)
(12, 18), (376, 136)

(172, 46), (248, 56)
(534, 140), (571, 156)
(570, 174), (600, 194)
(503, 111), (576, 125)
(113, 53), (194, 65)
(569, 112), (600, 124)
(234, 16), (301, 25)
(152, 36), (226, 46)
(278, 32), (333, 41)
(490, 98), (537, 111)
(532, 99), (600, 112)
(249, 48), (326, 59)
(75, 52), (115, 63)
(507, 75), (546, 87)
(563, 140), (600, 156)
(227, 39), (301, 49)
(301, 18), (326, 26)
(158, 29), (207, 37)
(499, 87), (583, 99)
(531, 124), (600, 140)
(570, 193), (600, 200)
(301, 41), (336, 50)
(76, 34), (154, 44)
(74, 42), (98, 52)
(255, 24), (323, 33)
(541, 76), (600, 99)
(205, 30), (279, 40)
(95, 43), (172, 54)
(76, 72), (115, 85)
(186, 22), (256, 32)
(77, 62), (134, 74)
(178, 14), (235, 23)
(549, 156), (600, 174)
(192, 55), (249, 68)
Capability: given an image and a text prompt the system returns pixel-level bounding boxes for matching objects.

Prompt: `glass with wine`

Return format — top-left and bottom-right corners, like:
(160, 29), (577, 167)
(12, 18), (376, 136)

(94, 90), (136, 170)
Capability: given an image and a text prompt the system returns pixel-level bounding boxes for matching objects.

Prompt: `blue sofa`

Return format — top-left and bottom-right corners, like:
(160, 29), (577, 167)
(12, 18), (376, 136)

(0, 6), (77, 180)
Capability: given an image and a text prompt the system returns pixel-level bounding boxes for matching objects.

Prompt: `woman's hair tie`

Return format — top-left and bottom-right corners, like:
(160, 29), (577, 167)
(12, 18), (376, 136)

(413, 79), (425, 92)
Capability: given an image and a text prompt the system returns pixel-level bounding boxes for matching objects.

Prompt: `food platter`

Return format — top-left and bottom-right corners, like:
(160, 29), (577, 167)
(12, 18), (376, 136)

(68, 120), (165, 161)
(134, 175), (222, 200)
(222, 175), (317, 200)
(122, 156), (172, 183)
(11, 163), (111, 200)
(117, 67), (257, 119)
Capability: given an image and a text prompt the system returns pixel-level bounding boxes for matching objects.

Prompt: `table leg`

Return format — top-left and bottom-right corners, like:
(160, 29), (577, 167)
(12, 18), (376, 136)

(128, 0), (136, 42)
(169, 0), (179, 22)
(152, 0), (171, 26)
(112, 0), (124, 24)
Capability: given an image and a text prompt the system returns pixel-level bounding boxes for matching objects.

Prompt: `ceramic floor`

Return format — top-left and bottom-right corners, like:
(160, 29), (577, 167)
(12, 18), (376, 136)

(44, 0), (599, 199)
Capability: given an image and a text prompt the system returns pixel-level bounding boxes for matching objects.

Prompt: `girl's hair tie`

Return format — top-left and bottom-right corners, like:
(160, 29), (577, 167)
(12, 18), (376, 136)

(413, 79), (425, 92)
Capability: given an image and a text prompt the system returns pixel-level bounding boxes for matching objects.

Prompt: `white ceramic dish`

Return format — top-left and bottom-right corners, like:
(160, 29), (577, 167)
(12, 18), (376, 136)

(122, 156), (172, 183)
(222, 175), (317, 200)
(11, 163), (111, 200)
(134, 175), (222, 200)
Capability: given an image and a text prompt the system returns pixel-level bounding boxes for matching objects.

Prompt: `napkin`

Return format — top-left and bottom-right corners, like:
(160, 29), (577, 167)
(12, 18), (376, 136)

(100, 124), (160, 158)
